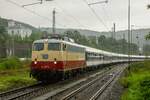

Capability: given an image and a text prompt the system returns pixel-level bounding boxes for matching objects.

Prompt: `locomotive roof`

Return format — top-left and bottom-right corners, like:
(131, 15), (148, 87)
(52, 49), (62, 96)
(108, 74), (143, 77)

(33, 39), (62, 43)
(33, 39), (150, 59)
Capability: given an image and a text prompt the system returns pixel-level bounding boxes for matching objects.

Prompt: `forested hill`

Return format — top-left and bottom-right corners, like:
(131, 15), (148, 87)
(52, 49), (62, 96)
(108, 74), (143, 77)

(1, 17), (150, 48)
(40, 28), (110, 37)
(1, 17), (150, 56)
(115, 29), (150, 47)
(40, 27), (150, 47)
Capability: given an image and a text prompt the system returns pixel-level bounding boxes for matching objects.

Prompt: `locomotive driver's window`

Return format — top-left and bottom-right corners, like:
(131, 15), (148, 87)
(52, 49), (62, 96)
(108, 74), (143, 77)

(33, 43), (44, 51)
(48, 43), (60, 51)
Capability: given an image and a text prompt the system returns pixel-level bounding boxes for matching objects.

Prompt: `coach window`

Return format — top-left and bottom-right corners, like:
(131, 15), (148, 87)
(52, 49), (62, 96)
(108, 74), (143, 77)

(48, 43), (60, 51)
(33, 43), (44, 51)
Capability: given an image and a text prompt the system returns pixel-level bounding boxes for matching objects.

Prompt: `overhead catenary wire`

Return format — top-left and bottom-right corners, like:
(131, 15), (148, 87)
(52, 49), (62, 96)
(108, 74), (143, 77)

(102, 2), (122, 31)
(101, 6), (112, 25)
(22, 2), (42, 7)
(4, 0), (66, 27)
(53, 1), (87, 29)
(51, 5), (80, 28)
(5, 0), (112, 32)
(82, 0), (111, 32)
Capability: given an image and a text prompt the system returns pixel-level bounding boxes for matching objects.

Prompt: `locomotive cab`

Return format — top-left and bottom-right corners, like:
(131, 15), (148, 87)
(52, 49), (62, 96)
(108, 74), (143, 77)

(31, 38), (86, 82)
(31, 39), (67, 81)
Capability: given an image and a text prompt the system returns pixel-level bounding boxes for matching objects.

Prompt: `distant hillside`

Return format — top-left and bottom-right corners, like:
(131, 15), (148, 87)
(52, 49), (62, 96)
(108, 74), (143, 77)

(40, 27), (150, 48)
(1, 17), (149, 48)
(115, 29), (150, 48)
(2, 17), (148, 48)
(40, 27), (111, 37)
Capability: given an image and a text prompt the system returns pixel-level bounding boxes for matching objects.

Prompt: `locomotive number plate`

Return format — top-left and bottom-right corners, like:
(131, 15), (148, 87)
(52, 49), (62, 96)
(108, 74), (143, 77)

(42, 54), (48, 59)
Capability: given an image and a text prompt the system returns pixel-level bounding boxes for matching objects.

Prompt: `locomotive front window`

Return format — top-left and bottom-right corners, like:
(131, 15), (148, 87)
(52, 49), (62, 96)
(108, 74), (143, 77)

(33, 43), (44, 51)
(48, 43), (60, 51)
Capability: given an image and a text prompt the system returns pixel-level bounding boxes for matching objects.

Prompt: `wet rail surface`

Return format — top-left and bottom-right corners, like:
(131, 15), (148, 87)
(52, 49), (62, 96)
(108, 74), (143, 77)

(0, 82), (43, 100)
(89, 66), (125, 100)
(34, 64), (126, 100)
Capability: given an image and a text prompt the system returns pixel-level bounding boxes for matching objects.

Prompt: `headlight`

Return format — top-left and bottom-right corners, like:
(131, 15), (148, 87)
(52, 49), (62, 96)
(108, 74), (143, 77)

(34, 61), (37, 64)
(54, 61), (57, 64)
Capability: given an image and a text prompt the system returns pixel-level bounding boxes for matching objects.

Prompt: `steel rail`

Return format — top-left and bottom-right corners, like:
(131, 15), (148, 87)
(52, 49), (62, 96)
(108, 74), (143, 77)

(89, 67), (125, 100)
(58, 66), (119, 100)
(0, 82), (42, 99)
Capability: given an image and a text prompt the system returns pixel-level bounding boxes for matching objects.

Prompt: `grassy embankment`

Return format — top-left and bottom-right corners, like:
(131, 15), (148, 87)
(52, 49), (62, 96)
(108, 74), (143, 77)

(0, 57), (36, 92)
(121, 60), (150, 100)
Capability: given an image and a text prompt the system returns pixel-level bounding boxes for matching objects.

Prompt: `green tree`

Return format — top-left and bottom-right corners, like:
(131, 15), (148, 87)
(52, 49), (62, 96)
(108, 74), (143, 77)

(64, 30), (91, 46)
(0, 24), (7, 43)
(145, 33), (150, 40)
(14, 34), (22, 43)
(63, 30), (138, 55)
(0, 18), (9, 57)
(29, 31), (43, 42)
(98, 35), (106, 50)
(143, 44), (150, 55)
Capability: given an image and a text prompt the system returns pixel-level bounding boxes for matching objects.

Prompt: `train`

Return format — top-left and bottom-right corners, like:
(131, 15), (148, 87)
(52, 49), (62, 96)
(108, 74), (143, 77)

(30, 35), (150, 82)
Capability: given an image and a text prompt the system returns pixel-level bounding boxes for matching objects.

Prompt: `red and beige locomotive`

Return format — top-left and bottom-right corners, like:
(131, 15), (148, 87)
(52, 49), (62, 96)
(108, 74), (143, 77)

(30, 35), (149, 82)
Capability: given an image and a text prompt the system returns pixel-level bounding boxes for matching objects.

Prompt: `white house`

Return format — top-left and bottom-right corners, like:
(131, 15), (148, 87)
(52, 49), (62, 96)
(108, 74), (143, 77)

(7, 20), (32, 38)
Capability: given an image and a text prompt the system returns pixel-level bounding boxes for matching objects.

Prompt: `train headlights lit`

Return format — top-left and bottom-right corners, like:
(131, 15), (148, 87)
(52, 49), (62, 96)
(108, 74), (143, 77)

(54, 58), (57, 64)
(34, 58), (37, 64)
(54, 61), (57, 64)
(34, 61), (37, 64)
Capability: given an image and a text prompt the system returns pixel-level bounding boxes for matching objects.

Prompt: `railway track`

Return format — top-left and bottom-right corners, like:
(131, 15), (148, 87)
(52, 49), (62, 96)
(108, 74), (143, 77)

(0, 66), (109, 100)
(33, 64), (126, 100)
(0, 64), (125, 100)
(89, 66), (125, 100)
(0, 80), (70, 100)
(0, 82), (43, 100)
(42, 64), (126, 100)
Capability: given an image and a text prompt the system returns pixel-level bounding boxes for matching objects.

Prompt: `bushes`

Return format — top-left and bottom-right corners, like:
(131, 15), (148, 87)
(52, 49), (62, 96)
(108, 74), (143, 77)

(121, 60), (150, 100)
(0, 57), (35, 92)
(140, 76), (150, 100)
(0, 57), (22, 70)
(3, 76), (36, 90)
(0, 72), (36, 92)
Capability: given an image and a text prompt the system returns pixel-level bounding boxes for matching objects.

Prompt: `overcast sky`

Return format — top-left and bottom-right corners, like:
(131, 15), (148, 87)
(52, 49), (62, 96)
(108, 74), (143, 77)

(0, 0), (150, 32)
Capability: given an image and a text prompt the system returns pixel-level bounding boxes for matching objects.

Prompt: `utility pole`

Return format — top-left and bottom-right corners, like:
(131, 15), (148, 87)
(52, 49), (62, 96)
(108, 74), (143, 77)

(131, 25), (133, 55)
(123, 33), (125, 54)
(111, 27), (113, 38)
(52, 9), (56, 34)
(113, 23), (116, 39)
(12, 32), (15, 56)
(136, 34), (140, 55)
(128, 0), (131, 64)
